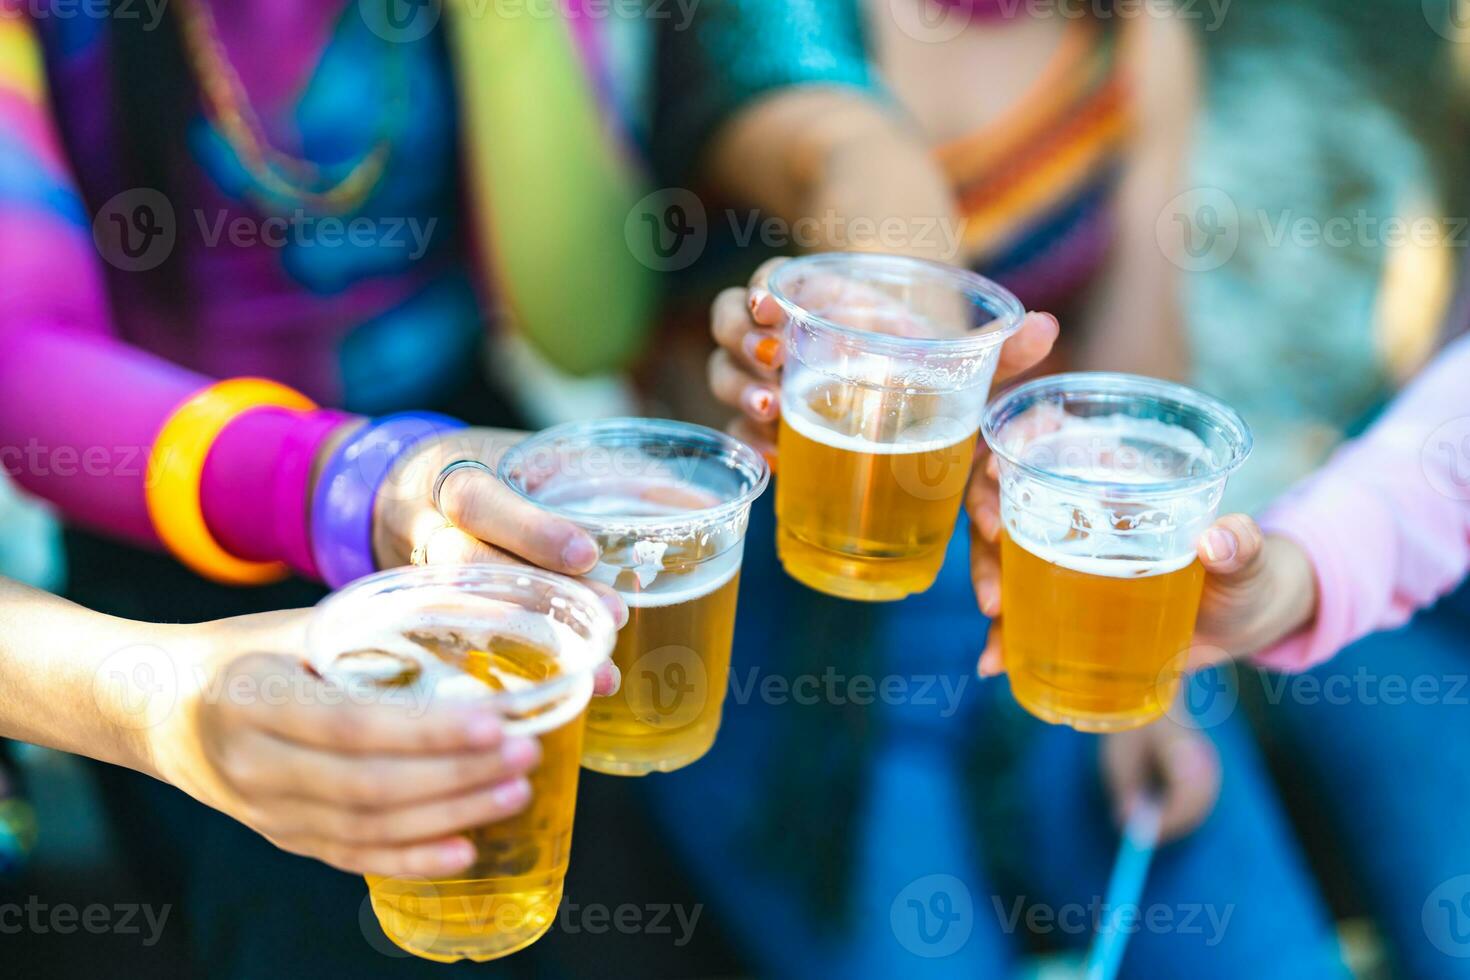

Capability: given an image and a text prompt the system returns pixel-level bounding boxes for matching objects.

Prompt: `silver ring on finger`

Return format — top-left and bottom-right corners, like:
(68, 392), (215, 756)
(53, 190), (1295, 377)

(410, 520), (458, 566)
(432, 458), (493, 515)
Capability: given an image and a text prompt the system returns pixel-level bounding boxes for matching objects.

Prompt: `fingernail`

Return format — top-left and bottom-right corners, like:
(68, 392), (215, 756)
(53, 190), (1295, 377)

(442, 839), (476, 867)
(748, 288), (769, 316)
(745, 333), (783, 369)
(1201, 528), (1236, 564)
(977, 650), (999, 678)
(502, 736), (541, 769)
(980, 588), (999, 618)
(466, 714), (500, 746)
(742, 385), (776, 421)
(561, 534), (598, 571)
(492, 778), (531, 809)
(1040, 312), (1061, 335)
(605, 661), (622, 695)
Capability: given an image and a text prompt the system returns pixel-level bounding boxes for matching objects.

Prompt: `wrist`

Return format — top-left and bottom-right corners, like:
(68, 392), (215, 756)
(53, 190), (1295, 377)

(1246, 535), (1319, 655)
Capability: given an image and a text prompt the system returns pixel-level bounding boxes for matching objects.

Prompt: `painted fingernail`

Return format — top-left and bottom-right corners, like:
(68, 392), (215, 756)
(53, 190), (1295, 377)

(492, 778), (532, 810)
(1201, 528), (1235, 564)
(501, 736), (541, 769)
(742, 385), (776, 421)
(745, 333), (783, 369)
(466, 714), (501, 745)
(561, 534), (598, 570)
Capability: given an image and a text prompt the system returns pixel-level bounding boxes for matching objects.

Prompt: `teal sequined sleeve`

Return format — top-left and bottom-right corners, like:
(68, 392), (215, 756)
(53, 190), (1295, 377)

(653, 0), (876, 182)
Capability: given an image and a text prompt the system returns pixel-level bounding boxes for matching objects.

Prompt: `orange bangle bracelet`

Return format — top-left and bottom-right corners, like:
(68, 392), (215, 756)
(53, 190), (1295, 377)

(146, 378), (316, 585)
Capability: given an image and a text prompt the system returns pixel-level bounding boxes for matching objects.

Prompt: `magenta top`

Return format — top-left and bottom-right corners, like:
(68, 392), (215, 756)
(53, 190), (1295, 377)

(1254, 333), (1470, 671)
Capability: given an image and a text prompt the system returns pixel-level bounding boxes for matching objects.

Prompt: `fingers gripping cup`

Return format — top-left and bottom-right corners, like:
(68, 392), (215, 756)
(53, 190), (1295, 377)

(980, 373), (1251, 732)
(768, 253), (1025, 601)
(307, 565), (614, 963)
(500, 419), (769, 776)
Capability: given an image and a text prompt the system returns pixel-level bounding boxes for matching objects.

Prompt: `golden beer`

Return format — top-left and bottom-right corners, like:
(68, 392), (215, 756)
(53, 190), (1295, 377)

(306, 565), (613, 964)
(1000, 532), (1205, 731)
(767, 253), (1026, 601)
(981, 372), (1252, 732)
(777, 381), (977, 601)
(583, 542), (742, 774)
(499, 418), (769, 776)
(368, 633), (587, 962)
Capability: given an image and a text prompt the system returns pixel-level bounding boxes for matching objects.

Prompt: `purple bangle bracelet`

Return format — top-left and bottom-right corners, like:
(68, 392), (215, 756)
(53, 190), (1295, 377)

(274, 408), (356, 581)
(310, 411), (468, 589)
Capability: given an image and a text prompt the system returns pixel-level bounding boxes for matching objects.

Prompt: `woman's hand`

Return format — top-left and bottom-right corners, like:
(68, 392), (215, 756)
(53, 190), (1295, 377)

(707, 257), (1060, 459)
(972, 508), (1320, 677)
(1100, 719), (1221, 844)
(149, 610), (547, 878)
(364, 425), (628, 631)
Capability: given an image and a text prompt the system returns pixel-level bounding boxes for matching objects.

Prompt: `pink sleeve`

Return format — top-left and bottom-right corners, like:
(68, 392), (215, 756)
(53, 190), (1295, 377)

(1254, 334), (1470, 672)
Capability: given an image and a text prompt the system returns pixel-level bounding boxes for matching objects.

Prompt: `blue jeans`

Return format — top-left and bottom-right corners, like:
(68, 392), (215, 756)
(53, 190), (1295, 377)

(1264, 580), (1470, 979)
(641, 497), (1349, 978)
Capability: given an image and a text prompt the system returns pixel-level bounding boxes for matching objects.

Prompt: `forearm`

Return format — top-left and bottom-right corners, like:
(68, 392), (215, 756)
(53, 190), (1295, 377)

(0, 578), (172, 776)
(1254, 335), (1470, 670)
(0, 324), (208, 545)
(705, 87), (960, 263)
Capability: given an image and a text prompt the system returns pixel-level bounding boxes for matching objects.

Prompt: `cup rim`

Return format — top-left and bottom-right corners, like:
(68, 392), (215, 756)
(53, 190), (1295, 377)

(497, 417), (771, 532)
(980, 372), (1253, 496)
(307, 563), (615, 713)
(766, 252), (1026, 358)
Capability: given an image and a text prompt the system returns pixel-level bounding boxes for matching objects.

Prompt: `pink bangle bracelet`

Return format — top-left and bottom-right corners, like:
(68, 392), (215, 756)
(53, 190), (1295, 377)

(273, 409), (357, 580)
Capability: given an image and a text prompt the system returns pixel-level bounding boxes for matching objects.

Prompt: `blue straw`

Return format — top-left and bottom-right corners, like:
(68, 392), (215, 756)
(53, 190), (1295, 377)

(1082, 794), (1163, 980)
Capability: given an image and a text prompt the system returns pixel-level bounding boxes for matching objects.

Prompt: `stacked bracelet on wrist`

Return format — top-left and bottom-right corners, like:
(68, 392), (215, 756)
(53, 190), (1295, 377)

(272, 408), (356, 581)
(146, 378), (316, 585)
(310, 412), (468, 589)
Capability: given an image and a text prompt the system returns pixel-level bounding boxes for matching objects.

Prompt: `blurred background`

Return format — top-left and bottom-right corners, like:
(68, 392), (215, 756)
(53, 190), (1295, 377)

(4, 0), (1468, 977)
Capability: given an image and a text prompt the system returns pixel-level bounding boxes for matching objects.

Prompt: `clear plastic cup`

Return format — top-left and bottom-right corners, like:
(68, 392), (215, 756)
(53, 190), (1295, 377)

(305, 564), (614, 962)
(499, 418), (769, 775)
(980, 372), (1252, 731)
(768, 252), (1025, 601)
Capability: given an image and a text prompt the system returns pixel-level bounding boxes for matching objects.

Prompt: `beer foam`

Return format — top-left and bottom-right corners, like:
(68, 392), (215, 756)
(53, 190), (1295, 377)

(312, 590), (599, 735)
(999, 413), (1219, 575)
(781, 389), (976, 456)
(580, 539), (742, 607)
(1012, 537), (1198, 579)
(537, 478), (747, 602)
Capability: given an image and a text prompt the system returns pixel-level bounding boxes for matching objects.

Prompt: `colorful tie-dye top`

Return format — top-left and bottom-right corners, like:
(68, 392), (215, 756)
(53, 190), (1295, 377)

(938, 14), (1131, 310)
